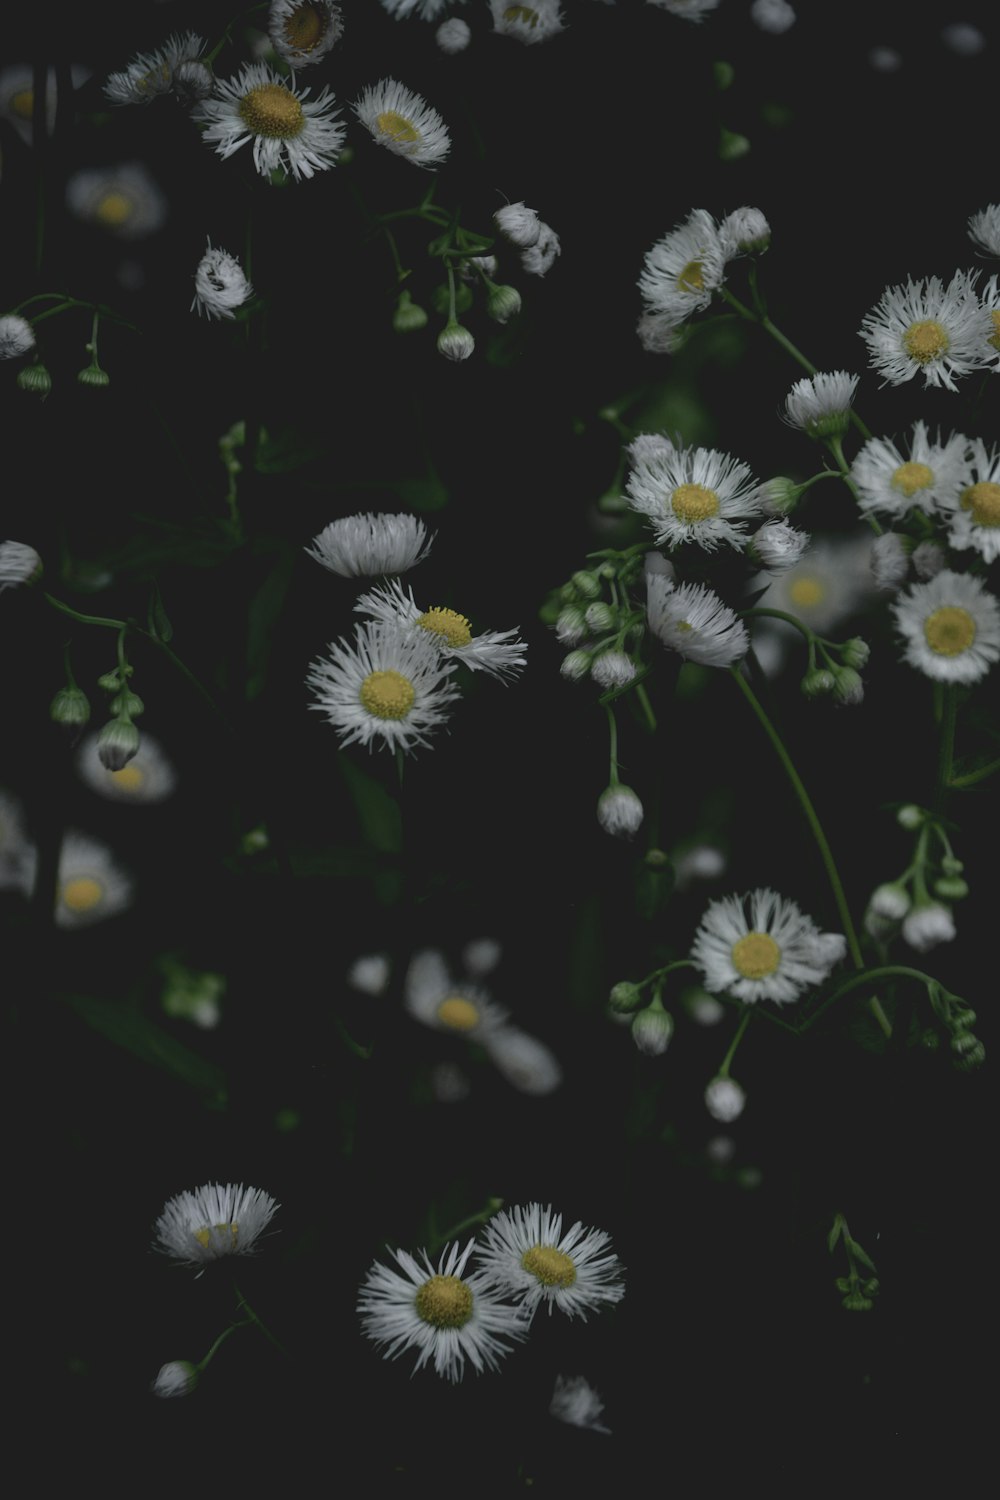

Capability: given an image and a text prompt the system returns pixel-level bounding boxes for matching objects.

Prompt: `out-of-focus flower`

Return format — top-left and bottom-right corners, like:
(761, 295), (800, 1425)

(66, 163), (167, 238)
(550, 1374), (612, 1434)
(268, 1), (344, 67)
(55, 832), (133, 929)
(404, 948), (508, 1038)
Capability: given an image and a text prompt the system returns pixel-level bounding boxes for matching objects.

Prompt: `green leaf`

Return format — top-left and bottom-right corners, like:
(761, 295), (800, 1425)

(253, 425), (325, 475)
(339, 755), (402, 855)
(827, 1215), (844, 1253)
(63, 994), (227, 1107)
(848, 1240), (877, 1273)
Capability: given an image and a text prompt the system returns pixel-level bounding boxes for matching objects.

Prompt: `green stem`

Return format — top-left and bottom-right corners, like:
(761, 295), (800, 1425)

(639, 958), (698, 987)
(196, 1319), (252, 1372)
(233, 1286), (288, 1357)
(948, 753), (1000, 789)
(45, 594), (126, 630)
(935, 685), (957, 811)
(718, 1006), (752, 1078)
(827, 435), (881, 534)
(634, 681), (657, 733)
(606, 703), (619, 785)
(428, 1198), (504, 1254)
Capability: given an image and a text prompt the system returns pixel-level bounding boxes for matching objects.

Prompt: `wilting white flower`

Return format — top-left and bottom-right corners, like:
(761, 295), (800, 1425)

(196, 63), (345, 180)
(104, 32), (205, 106)
(484, 1027), (562, 1094)
(891, 569), (1000, 684)
(902, 901), (956, 952)
(751, 0), (796, 33)
(783, 371), (858, 438)
(151, 1361), (199, 1398)
(870, 531), (910, 592)
(705, 1076), (745, 1122)
(494, 201), (542, 248)
(858, 271), (992, 391)
(306, 513), (434, 578)
(66, 162), (167, 238)
(154, 1182), (279, 1267)
(191, 242), (253, 321)
(750, 519), (809, 573)
(307, 621), (460, 754)
(353, 78), (450, 168)
(76, 731), (176, 803)
(0, 540), (42, 591)
(550, 1374), (611, 1434)
(850, 421), (972, 520)
(597, 784), (644, 837)
(490, 1), (565, 44)
(355, 578), (526, 680)
(0, 315), (35, 360)
(938, 439), (1000, 563)
(404, 948), (508, 1038)
(691, 887), (847, 1005)
(476, 1203), (625, 1320)
(55, 832), (133, 929)
(646, 574), (748, 666)
(268, 1), (344, 67)
(639, 209), (726, 325)
(719, 206), (771, 259)
(521, 223), (561, 277)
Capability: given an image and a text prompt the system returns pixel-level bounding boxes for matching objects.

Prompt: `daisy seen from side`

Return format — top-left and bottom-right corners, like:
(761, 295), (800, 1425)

(0, 316), (36, 360)
(490, 1), (565, 44)
(476, 1203), (625, 1321)
(858, 271), (992, 391)
(646, 574), (748, 666)
(104, 32), (205, 106)
(968, 203), (1000, 257)
(691, 888), (847, 1005)
(268, 1), (344, 67)
(192, 242), (253, 320)
(638, 209), (726, 326)
(353, 78), (450, 168)
(626, 442), (765, 552)
(981, 273), (1000, 369)
(783, 370), (858, 438)
(354, 577), (527, 680)
(0, 540), (42, 590)
(154, 1182), (279, 1267)
(306, 513), (434, 578)
(195, 62), (345, 181)
(849, 420), (972, 520)
(891, 569), (1000, 684)
(307, 621), (460, 754)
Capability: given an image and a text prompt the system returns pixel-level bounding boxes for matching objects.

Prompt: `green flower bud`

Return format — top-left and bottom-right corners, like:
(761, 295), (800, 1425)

(841, 637), (870, 670)
(631, 1004), (674, 1056)
(97, 717), (140, 771)
(109, 690), (145, 718)
(97, 666), (133, 691)
(841, 1292), (874, 1312)
(951, 1032), (985, 1065)
(758, 477), (800, 516)
(49, 686), (91, 727)
(17, 362), (52, 394)
(933, 875), (969, 900)
(951, 1007), (977, 1030)
(831, 666), (864, 706)
(432, 282), (473, 316)
(645, 848), (670, 870)
(392, 291), (429, 334)
(718, 127), (751, 161)
(560, 650), (591, 681)
(486, 284), (522, 324)
(436, 320), (475, 362)
(801, 667), (835, 699)
(609, 981), (643, 1014)
(570, 570), (602, 600)
(77, 365), (110, 388)
(584, 601), (615, 633)
(940, 854), (964, 875)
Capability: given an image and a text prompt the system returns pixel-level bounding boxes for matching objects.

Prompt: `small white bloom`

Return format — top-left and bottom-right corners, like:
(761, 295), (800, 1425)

(858, 271), (992, 391)
(750, 0), (796, 33)
(0, 315), (35, 360)
(691, 888), (847, 1005)
(354, 577), (526, 680)
(484, 1027), (562, 1094)
(76, 731), (176, 803)
(0, 788), (36, 896)
(705, 1076), (745, 1122)
(850, 420), (972, 520)
(437, 322), (476, 361)
(912, 541), (945, 580)
(632, 1005), (674, 1056)
(462, 938), (502, 977)
(902, 901), (956, 952)
(750, 519), (809, 573)
(941, 23), (985, 56)
(192, 242), (253, 320)
(353, 78), (450, 168)
(154, 1182), (279, 1267)
(347, 953), (392, 995)
(268, 1), (344, 67)
(646, 574), (748, 667)
(490, 1), (565, 44)
(718, 206), (771, 259)
(597, 784), (644, 837)
(870, 882), (911, 920)
(968, 204), (1000, 258)
(358, 1238), (528, 1382)
(980, 273), (1000, 370)
(521, 223), (561, 277)
(636, 310), (686, 353)
(306, 513), (434, 578)
(646, 0), (720, 21)
(938, 439), (1000, 563)
(0, 540), (42, 592)
(550, 1375), (611, 1435)
(783, 370), (858, 438)
(627, 442), (764, 552)
(638, 209), (726, 325)
(590, 651), (637, 688)
(196, 63), (345, 181)
(437, 17), (472, 51)
(891, 569), (1000, 684)
(55, 832), (133, 929)
(494, 201), (542, 248)
(404, 948), (508, 1038)
(104, 32), (205, 106)
(476, 1203), (625, 1320)
(870, 531), (910, 592)
(151, 1361), (198, 1398)
(686, 988), (725, 1026)
(66, 162), (167, 238)
(307, 621), (460, 754)
(673, 844), (726, 889)
(628, 433), (675, 467)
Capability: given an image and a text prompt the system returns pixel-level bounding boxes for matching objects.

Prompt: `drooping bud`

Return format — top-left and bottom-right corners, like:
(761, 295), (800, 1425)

(632, 1004), (674, 1056)
(560, 650), (591, 680)
(97, 717), (140, 771)
(436, 321), (475, 362)
(17, 362), (52, 395)
(596, 784), (644, 838)
(570, 570), (602, 600)
(486, 284), (522, 324)
(609, 981), (643, 1014)
(800, 667), (835, 699)
(151, 1361), (199, 1398)
(392, 291), (429, 333)
(840, 637), (870, 670)
(50, 686), (91, 727)
(77, 365), (111, 388)
(831, 665), (864, 706)
(584, 601), (615, 634)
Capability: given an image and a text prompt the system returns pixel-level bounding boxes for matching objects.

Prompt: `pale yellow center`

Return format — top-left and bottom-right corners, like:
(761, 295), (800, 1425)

(96, 193), (132, 227)
(284, 3), (325, 50)
(137, 62), (171, 95)
(110, 764), (145, 792)
(62, 877), (103, 913)
(902, 319), (949, 364)
(359, 669), (415, 720)
(375, 110), (420, 145)
(417, 607), (472, 648)
(731, 931), (781, 980)
(436, 996), (480, 1031)
(677, 259), (705, 293)
(923, 606), (975, 657)
(961, 481), (1000, 528)
(789, 576), (825, 608)
(239, 83), (304, 139)
(194, 1222), (238, 1250)
(671, 483), (719, 523)
(891, 461), (934, 498)
(521, 1245), (577, 1288)
(11, 88), (33, 120)
(504, 5), (540, 23)
(989, 309), (1000, 352)
(415, 1275), (473, 1328)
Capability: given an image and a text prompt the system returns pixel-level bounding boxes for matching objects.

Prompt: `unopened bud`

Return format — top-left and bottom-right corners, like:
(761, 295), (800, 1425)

(831, 666), (864, 706)
(841, 637), (870, 669)
(940, 854), (963, 875)
(596, 783), (644, 837)
(632, 1005), (674, 1056)
(584, 601), (615, 633)
(109, 690), (145, 718)
(97, 717), (140, 771)
(870, 881), (910, 920)
(570, 570), (602, 600)
(97, 666), (133, 691)
(50, 686), (91, 727)
(801, 667), (835, 699)
(486, 284), (522, 324)
(896, 804), (924, 830)
(392, 291), (429, 333)
(560, 650), (591, 680)
(17, 362), (52, 394)
(77, 365), (111, 388)
(758, 476), (799, 516)
(609, 981), (643, 1014)
(436, 321), (475, 362)
(151, 1360), (199, 1398)
(590, 651), (637, 689)
(933, 875), (969, 900)
(842, 1292), (874, 1312)
(555, 605), (587, 644)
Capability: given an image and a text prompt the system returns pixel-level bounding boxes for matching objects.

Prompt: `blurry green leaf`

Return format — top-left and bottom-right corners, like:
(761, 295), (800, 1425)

(147, 577), (173, 643)
(246, 547), (296, 701)
(393, 476), (449, 513)
(635, 859), (675, 921)
(719, 127), (751, 161)
(338, 756), (402, 855)
(63, 994), (227, 1107)
(849, 1240), (877, 1273)
(713, 60), (735, 90)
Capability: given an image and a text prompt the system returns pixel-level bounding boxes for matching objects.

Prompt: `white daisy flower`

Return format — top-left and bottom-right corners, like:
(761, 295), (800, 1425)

(104, 32), (205, 106)
(597, 784), (644, 837)
(749, 519), (809, 573)
(0, 788), (36, 896)
(901, 901), (956, 952)
(476, 1203), (625, 1321)
(490, 1), (565, 45)
(751, 0), (796, 33)
(981, 273), (1000, 368)
(891, 569), (1000, 684)
(358, 1238), (528, 1383)
(483, 1027), (563, 1094)
(646, 574), (749, 666)
(66, 162), (167, 238)
(858, 271), (992, 391)
(849, 421), (972, 520)
(0, 316), (36, 360)
(76, 731), (177, 804)
(354, 578), (526, 680)
(691, 888), (847, 1005)
(719, 206), (771, 259)
(783, 370), (858, 438)
(870, 531), (910, 593)
(636, 310), (686, 353)
(0, 540), (42, 591)
(705, 1076), (745, 1122)
(307, 621), (460, 754)
(638, 209), (726, 325)
(0, 63), (51, 144)
(268, 1), (344, 67)
(306, 513), (434, 578)
(55, 832), (134, 929)
(751, 534), (875, 639)
(151, 1361), (199, 1398)
(153, 1182), (279, 1268)
(192, 242), (253, 321)
(968, 204), (1000, 258)
(352, 79), (450, 169)
(939, 439), (1000, 562)
(494, 201), (542, 248)
(626, 442), (764, 552)
(646, 0), (720, 21)
(347, 953), (392, 995)
(196, 63), (345, 181)
(404, 948), (508, 1038)
(550, 1375), (611, 1435)
(437, 17), (472, 52)
(521, 222), (561, 277)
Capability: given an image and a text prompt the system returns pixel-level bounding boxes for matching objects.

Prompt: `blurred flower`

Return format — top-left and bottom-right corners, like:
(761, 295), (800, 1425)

(647, 0), (719, 20)
(55, 832), (133, 929)
(437, 17), (472, 51)
(66, 162), (167, 238)
(550, 1374), (611, 1434)
(632, 1003), (673, 1055)
(353, 78), (450, 168)
(268, 1), (344, 67)
(347, 953), (392, 995)
(639, 209), (725, 327)
(858, 272), (992, 391)
(154, 1182), (279, 1268)
(355, 577), (527, 680)
(196, 63), (345, 180)
(0, 316), (35, 360)
(868, 46), (901, 72)
(751, 0), (795, 32)
(462, 938), (502, 976)
(192, 242), (253, 321)
(476, 1203), (625, 1319)
(968, 203), (1000, 258)
(891, 569), (1000, 684)
(490, 1), (565, 44)
(870, 531), (910, 593)
(941, 23), (985, 56)
(151, 1361), (199, 1398)
(0, 789), (36, 896)
(104, 32), (205, 106)
(77, 731), (176, 803)
(750, 534), (876, 673)
(405, 948), (508, 1038)
(901, 901), (956, 952)
(484, 1027), (562, 1094)
(691, 888), (847, 1004)
(705, 1076), (745, 1122)
(646, 575), (748, 666)
(939, 439), (1000, 563)
(306, 513), (434, 578)
(627, 442), (764, 552)
(307, 622), (460, 754)
(850, 421), (971, 520)
(430, 1061), (471, 1102)
(381, 0), (464, 16)
(0, 540), (42, 591)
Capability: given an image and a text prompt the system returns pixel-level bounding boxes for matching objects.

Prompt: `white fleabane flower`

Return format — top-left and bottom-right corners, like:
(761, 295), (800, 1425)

(752, 534), (875, 637)
(483, 1027), (562, 1094)
(691, 888), (847, 1005)
(195, 63), (345, 181)
(306, 513), (434, 578)
(307, 621), (460, 754)
(636, 310), (686, 353)
(870, 531), (910, 592)
(104, 32), (205, 106)
(494, 201), (542, 248)
(968, 204), (1000, 258)
(783, 370), (858, 438)
(639, 209), (726, 325)
(404, 947), (508, 1038)
(437, 17), (472, 51)
(597, 784), (644, 837)
(151, 1361), (198, 1398)
(192, 242), (253, 320)
(490, 1), (565, 44)
(550, 1375), (612, 1435)
(590, 651), (637, 688)
(0, 315), (35, 360)
(268, 1), (344, 67)
(646, 0), (720, 21)
(55, 832), (133, 929)
(521, 222), (561, 277)
(353, 79), (450, 169)
(902, 901), (956, 952)
(891, 569), (1000, 684)
(154, 1182), (279, 1268)
(719, 206), (771, 259)
(476, 1204), (625, 1321)
(66, 162), (167, 238)
(979, 273), (1000, 370)
(646, 574), (748, 666)
(705, 1076), (745, 1122)
(750, 520), (809, 573)
(858, 272), (992, 391)
(870, 882), (911, 920)
(751, 0), (796, 33)
(358, 1238), (528, 1383)
(347, 953), (391, 995)
(627, 442), (764, 552)
(354, 578), (526, 680)
(850, 420), (972, 520)
(628, 433), (675, 467)
(939, 440), (1000, 561)
(76, 731), (176, 803)
(0, 540), (42, 592)
(381, 0), (463, 17)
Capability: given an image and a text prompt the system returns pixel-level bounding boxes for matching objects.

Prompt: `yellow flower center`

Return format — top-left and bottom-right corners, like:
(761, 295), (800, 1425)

(989, 309), (1000, 353)
(62, 877), (104, 913)
(415, 1274), (473, 1328)
(110, 764), (145, 793)
(521, 1245), (577, 1288)
(283, 3), (325, 50)
(677, 259), (705, 293)
(359, 669), (415, 720)
(504, 5), (540, 23)
(375, 110), (420, 145)
(923, 606), (975, 657)
(11, 88), (33, 120)
(671, 483), (719, 523)
(891, 461), (934, 498)
(194, 1222), (239, 1250)
(731, 931), (781, 980)
(239, 82), (304, 140)
(961, 481), (1000, 528)
(137, 62), (171, 95)
(902, 319), (949, 365)
(417, 607), (472, 648)
(436, 996), (481, 1031)
(788, 576), (825, 608)
(95, 193), (133, 227)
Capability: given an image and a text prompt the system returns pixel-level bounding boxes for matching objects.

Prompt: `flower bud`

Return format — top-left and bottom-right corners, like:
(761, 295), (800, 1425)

(870, 881), (910, 920)
(842, 1292), (874, 1312)
(596, 783), (644, 837)
(831, 666), (864, 706)
(50, 686), (91, 727)
(570, 570), (602, 600)
(77, 365), (111, 388)
(632, 1005), (674, 1056)
(97, 717), (140, 772)
(436, 16), (472, 52)
(800, 667), (835, 699)
(560, 650), (591, 680)
(109, 690), (145, 718)
(17, 362), (52, 394)
(590, 651), (637, 689)
(436, 321), (475, 362)
(392, 291), (429, 333)
(97, 667), (133, 691)
(705, 1075), (746, 1122)
(555, 605), (587, 645)
(486, 284), (522, 324)
(933, 875), (969, 901)
(720, 205), (771, 256)
(951, 1036), (985, 1070)
(939, 854), (963, 875)
(750, 519), (809, 572)
(901, 900), (955, 952)
(609, 981), (643, 1014)
(584, 601), (615, 633)
(151, 1360), (199, 1398)
(840, 637), (870, 669)
(896, 804), (924, 830)
(757, 477), (799, 516)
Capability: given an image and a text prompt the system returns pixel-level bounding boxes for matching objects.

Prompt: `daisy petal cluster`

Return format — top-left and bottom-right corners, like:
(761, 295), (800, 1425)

(638, 209), (726, 337)
(982, 275), (1000, 369)
(858, 271), (992, 391)
(968, 203), (1000, 258)
(783, 370), (858, 438)
(0, 316), (36, 360)
(891, 569), (1000, 684)
(306, 513), (434, 578)
(354, 578), (527, 680)
(191, 242), (253, 321)
(268, 1), (344, 68)
(489, 1), (565, 45)
(939, 440), (1000, 561)
(646, 574), (748, 666)
(0, 540), (42, 592)
(626, 440), (765, 552)
(849, 421), (971, 520)
(550, 1374), (612, 1434)
(476, 1203), (625, 1321)
(691, 888), (847, 1005)
(104, 32), (206, 107)
(353, 79), (450, 169)
(195, 63), (345, 181)
(154, 1182), (279, 1267)
(307, 620), (460, 754)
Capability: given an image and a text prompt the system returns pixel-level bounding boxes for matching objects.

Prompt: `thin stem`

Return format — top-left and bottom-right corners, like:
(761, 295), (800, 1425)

(606, 703), (619, 785)
(634, 681), (658, 733)
(196, 1319), (252, 1372)
(718, 1006), (752, 1078)
(827, 435), (881, 534)
(949, 753), (1000, 789)
(638, 958), (698, 987)
(428, 1198), (504, 1254)
(45, 594), (126, 630)
(935, 685), (957, 812)
(233, 1286), (288, 1357)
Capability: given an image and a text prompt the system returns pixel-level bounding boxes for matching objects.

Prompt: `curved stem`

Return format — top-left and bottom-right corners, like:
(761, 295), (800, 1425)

(948, 752), (1000, 789)
(718, 1006), (752, 1078)
(233, 1286), (288, 1357)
